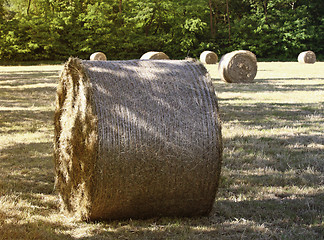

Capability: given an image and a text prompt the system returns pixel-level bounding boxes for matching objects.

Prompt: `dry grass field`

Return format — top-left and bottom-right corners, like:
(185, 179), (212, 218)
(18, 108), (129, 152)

(0, 61), (323, 239)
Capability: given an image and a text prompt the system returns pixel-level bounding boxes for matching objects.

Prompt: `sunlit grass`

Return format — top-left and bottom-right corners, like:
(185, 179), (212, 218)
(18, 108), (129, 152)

(0, 62), (323, 239)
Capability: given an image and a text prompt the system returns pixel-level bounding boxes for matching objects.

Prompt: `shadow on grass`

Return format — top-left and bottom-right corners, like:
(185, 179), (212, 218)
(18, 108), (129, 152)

(256, 78), (324, 81)
(219, 101), (324, 174)
(0, 208), (73, 240)
(0, 109), (54, 134)
(0, 87), (56, 108)
(212, 78), (324, 93)
(0, 193), (323, 240)
(220, 133), (324, 195)
(0, 70), (59, 86)
(211, 192), (324, 238)
(0, 142), (55, 194)
(0, 70), (58, 109)
(219, 102), (324, 127)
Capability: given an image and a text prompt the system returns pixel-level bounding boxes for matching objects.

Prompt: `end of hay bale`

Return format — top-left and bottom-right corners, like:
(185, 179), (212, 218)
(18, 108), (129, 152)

(90, 52), (107, 61)
(140, 51), (170, 60)
(55, 58), (222, 221)
(218, 50), (257, 83)
(54, 57), (98, 220)
(200, 51), (218, 64)
(298, 51), (316, 64)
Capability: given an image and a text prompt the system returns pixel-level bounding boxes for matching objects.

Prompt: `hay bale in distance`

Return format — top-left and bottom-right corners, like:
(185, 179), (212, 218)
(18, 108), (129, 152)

(218, 50), (257, 83)
(140, 51), (170, 60)
(298, 51), (316, 64)
(200, 51), (218, 64)
(90, 52), (107, 61)
(54, 57), (223, 221)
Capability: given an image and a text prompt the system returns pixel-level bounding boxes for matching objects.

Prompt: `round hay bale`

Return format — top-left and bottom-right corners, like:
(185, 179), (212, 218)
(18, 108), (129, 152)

(54, 57), (223, 221)
(140, 51), (170, 60)
(298, 51), (316, 64)
(218, 50), (257, 83)
(200, 51), (218, 64)
(90, 52), (107, 61)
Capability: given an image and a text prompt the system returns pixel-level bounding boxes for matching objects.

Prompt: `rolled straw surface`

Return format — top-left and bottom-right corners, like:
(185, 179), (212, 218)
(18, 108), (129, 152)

(218, 50), (257, 83)
(140, 51), (170, 60)
(200, 51), (218, 64)
(298, 51), (316, 64)
(54, 57), (223, 221)
(90, 52), (107, 61)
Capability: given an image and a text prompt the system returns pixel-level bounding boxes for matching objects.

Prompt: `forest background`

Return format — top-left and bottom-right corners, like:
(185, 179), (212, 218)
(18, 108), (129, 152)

(0, 0), (323, 62)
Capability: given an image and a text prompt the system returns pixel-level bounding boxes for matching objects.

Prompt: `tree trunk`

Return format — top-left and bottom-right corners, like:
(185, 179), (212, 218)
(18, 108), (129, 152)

(119, 0), (122, 13)
(27, 0), (32, 15)
(209, 0), (215, 37)
(263, 0), (268, 22)
(214, 1), (217, 35)
(226, 0), (231, 42)
(145, 10), (155, 36)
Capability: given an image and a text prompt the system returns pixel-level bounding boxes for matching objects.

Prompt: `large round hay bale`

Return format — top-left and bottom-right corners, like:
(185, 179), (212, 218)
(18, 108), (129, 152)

(54, 57), (223, 221)
(298, 51), (316, 64)
(140, 51), (170, 60)
(200, 51), (218, 64)
(90, 52), (107, 61)
(218, 50), (257, 83)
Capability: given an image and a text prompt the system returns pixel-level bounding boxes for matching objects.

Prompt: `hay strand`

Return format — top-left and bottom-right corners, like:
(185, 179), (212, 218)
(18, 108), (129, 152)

(218, 50), (257, 83)
(54, 58), (223, 221)
(298, 51), (316, 64)
(140, 51), (170, 60)
(90, 52), (107, 61)
(200, 51), (218, 64)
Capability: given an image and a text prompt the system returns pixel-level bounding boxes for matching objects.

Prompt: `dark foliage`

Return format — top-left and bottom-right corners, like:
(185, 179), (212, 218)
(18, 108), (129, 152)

(0, 0), (323, 62)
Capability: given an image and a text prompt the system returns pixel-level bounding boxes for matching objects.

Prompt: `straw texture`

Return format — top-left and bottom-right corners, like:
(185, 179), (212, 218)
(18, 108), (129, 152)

(200, 51), (218, 64)
(298, 51), (316, 64)
(218, 50), (257, 83)
(90, 52), (107, 61)
(54, 57), (223, 221)
(140, 51), (170, 60)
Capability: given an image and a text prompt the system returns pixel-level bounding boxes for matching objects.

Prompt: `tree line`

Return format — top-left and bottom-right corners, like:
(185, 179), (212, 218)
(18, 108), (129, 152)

(0, 0), (323, 62)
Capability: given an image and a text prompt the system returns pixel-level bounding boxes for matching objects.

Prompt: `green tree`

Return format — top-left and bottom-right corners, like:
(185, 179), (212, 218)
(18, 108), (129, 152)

(0, 0), (323, 61)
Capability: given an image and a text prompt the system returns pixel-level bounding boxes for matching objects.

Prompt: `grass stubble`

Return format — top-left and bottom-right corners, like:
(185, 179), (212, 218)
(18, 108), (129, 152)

(0, 62), (323, 239)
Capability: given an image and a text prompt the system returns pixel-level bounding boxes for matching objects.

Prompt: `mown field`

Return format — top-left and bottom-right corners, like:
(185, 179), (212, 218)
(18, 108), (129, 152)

(0, 61), (323, 239)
